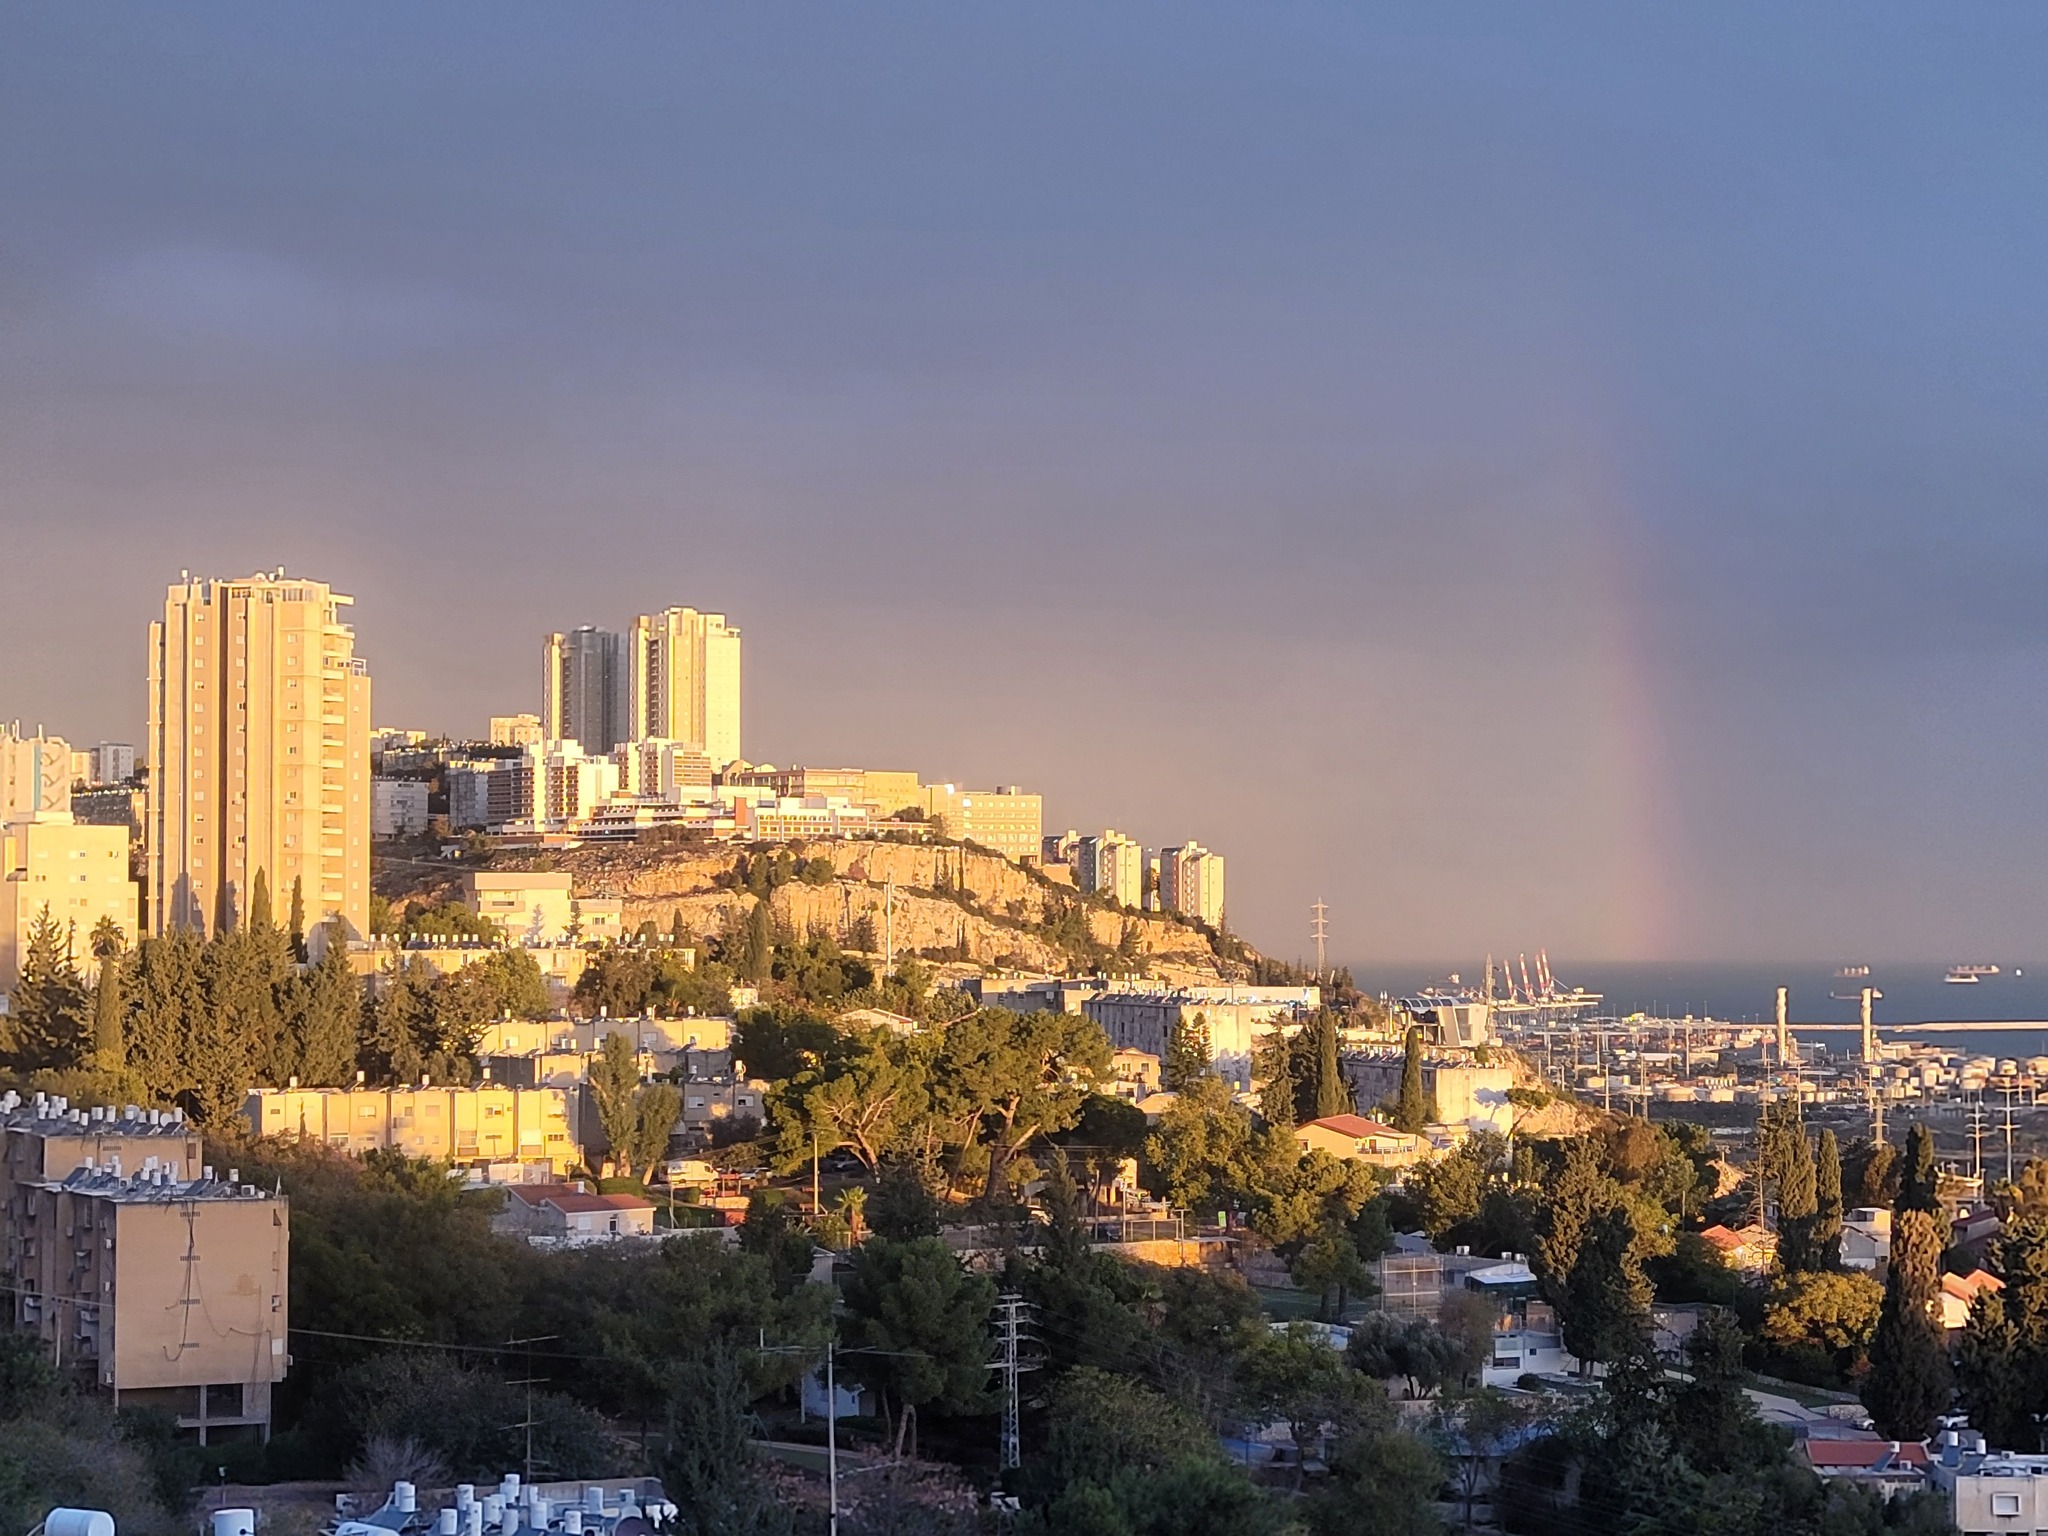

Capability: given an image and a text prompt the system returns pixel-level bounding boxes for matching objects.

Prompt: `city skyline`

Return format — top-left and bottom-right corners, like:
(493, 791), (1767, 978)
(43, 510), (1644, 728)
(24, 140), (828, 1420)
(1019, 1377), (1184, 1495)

(6, 7), (2048, 962)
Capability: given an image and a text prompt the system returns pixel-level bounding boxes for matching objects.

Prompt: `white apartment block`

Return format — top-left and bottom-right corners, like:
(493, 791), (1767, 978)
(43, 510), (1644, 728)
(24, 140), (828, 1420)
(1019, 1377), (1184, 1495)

(1076, 831), (1144, 908)
(1158, 842), (1226, 927)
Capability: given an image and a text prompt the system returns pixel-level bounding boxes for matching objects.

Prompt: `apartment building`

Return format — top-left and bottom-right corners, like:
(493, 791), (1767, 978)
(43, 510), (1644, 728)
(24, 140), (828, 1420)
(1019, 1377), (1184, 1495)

(627, 607), (742, 766)
(1076, 831), (1144, 908)
(0, 1095), (283, 1444)
(1082, 985), (1321, 1089)
(542, 627), (627, 753)
(1158, 842), (1226, 927)
(724, 767), (924, 819)
(466, 871), (575, 943)
(370, 779), (430, 839)
(244, 1084), (581, 1176)
(0, 813), (137, 992)
(925, 784), (1042, 863)
(489, 714), (544, 748)
(146, 571), (372, 938)
(0, 725), (73, 822)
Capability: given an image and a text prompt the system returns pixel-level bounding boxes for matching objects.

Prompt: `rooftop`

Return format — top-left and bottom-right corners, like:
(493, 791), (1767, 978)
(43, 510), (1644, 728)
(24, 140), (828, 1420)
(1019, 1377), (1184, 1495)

(40, 1163), (280, 1204)
(1300, 1113), (1408, 1140)
(0, 1091), (194, 1138)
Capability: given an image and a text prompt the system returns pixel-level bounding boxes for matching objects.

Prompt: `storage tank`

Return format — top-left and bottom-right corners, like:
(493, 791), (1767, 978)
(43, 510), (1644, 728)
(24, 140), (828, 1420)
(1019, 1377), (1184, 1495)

(47, 1511), (117, 1536)
(211, 1511), (256, 1536)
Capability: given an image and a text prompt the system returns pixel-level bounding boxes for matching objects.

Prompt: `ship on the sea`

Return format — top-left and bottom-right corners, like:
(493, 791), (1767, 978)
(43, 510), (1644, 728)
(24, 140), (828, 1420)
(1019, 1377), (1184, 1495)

(1945, 963), (2001, 984)
(1836, 964), (1871, 979)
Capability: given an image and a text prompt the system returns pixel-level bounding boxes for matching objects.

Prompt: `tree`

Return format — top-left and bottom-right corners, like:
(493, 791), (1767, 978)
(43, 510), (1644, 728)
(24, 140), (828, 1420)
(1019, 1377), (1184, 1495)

(289, 876), (307, 956)
(1292, 1226), (1375, 1322)
(248, 867), (273, 933)
(1862, 1207), (1951, 1439)
(867, 1161), (943, 1242)
(1393, 1026), (1429, 1133)
(1561, 1204), (1652, 1368)
(1776, 1127), (1819, 1275)
(1142, 1075), (1257, 1217)
(91, 945), (126, 1074)
(1813, 1128), (1845, 1272)
(1020, 1457), (1297, 1536)
(737, 1192), (817, 1297)
(292, 923), (363, 1086)
(1898, 1123), (1940, 1214)
(1235, 1324), (1390, 1492)
(1039, 1367), (1215, 1490)
(658, 1345), (794, 1536)
(1311, 1010), (1350, 1120)
(6, 906), (89, 1071)
(1308, 1424), (1446, 1536)
(589, 1032), (645, 1174)
(627, 1082), (682, 1179)
(740, 899), (774, 983)
(1532, 1139), (1612, 1307)
(933, 1007), (1110, 1199)
(1760, 1270), (1883, 1379)
(840, 1236), (996, 1455)
(1958, 1212), (2048, 1448)
(1164, 1011), (1212, 1090)
(774, 1028), (927, 1173)
(1438, 1387), (1532, 1533)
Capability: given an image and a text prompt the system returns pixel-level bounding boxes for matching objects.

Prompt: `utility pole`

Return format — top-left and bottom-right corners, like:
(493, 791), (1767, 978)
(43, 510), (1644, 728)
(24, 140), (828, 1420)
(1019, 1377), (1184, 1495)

(2003, 1086), (2019, 1183)
(825, 1339), (839, 1536)
(991, 1293), (1037, 1471)
(1968, 1100), (1988, 1183)
(505, 1334), (557, 1484)
(1310, 900), (1328, 982)
(883, 879), (894, 975)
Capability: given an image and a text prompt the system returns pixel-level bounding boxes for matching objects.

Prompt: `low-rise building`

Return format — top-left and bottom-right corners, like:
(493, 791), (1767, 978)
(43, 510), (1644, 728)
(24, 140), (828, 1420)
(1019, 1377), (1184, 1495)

(1930, 1428), (2048, 1530)
(371, 778), (431, 839)
(1293, 1113), (1426, 1169)
(1083, 985), (1321, 1089)
(1341, 1051), (1514, 1136)
(244, 1085), (581, 1176)
(1940, 1269), (2003, 1332)
(1698, 1222), (1777, 1277)
(494, 1182), (657, 1242)
(1801, 1440), (1932, 1500)
(678, 1078), (767, 1135)
(1842, 1206), (1892, 1271)
(1462, 1263), (1577, 1385)
(0, 1094), (283, 1444)
(468, 871), (575, 943)
(489, 714), (544, 748)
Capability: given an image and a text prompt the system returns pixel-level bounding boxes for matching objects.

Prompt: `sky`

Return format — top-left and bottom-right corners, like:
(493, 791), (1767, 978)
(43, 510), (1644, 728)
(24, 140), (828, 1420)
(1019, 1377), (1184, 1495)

(4, 4), (2048, 966)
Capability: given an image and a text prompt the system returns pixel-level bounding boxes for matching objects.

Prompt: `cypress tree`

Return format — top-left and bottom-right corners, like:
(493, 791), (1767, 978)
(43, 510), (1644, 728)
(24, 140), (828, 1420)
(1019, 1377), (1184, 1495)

(1164, 1011), (1212, 1091)
(1313, 1011), (1349, 1119)
(1777, 1128), (1819, 1274)
(91, 953), (126, 1073)
(249, 868), (273, 933)
(1899, 1123), (1941, 1214)
(288, 876), (307, 959)
(741, 898), (774, 983)
(1562, 1203), (1653, 1368)
(1863, 1206), (1951, 1438)
(1535, 1139), (1609, 1308)
(289, 923), (361, 1086)
(1393, 1026), (1428, 1132)
(1813, 1128), (1844, 1271)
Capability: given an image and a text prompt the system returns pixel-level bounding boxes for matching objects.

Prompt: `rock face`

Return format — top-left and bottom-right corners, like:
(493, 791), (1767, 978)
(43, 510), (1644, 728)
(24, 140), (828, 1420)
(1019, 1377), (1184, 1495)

(376, 837), (1241, 980)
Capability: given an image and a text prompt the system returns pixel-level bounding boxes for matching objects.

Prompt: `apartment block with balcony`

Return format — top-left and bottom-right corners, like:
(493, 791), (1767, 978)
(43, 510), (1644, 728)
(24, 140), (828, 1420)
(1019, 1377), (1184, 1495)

(244, 1084), (582, 1176)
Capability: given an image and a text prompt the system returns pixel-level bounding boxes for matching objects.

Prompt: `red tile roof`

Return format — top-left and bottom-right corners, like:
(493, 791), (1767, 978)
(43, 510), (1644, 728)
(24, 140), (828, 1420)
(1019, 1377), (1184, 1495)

(1805, 1441), (1929, 1469)
(546, 1191), (655, 1213)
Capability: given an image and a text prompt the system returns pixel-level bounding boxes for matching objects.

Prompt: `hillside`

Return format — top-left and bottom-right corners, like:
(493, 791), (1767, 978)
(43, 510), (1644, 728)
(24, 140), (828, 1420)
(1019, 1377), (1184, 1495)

(376, 835), (1259, 984)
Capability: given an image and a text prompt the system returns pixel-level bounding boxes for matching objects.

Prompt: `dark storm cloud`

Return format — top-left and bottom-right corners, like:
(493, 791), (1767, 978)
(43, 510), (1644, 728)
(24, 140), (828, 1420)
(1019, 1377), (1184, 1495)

(4, 2), (2047, 961)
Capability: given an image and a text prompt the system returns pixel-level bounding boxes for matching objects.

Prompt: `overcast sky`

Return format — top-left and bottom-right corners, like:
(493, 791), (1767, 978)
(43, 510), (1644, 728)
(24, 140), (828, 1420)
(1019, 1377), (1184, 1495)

(5, 4), (2046, 964)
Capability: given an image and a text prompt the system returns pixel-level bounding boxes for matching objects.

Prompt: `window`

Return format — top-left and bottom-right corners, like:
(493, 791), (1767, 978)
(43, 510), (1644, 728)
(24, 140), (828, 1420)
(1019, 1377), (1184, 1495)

(1989, 1491), (2022, 1517)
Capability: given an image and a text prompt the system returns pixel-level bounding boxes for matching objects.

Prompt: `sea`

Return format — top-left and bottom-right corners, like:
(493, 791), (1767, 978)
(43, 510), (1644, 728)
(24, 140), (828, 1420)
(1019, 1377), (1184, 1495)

(1341, 960), (2048, 1063)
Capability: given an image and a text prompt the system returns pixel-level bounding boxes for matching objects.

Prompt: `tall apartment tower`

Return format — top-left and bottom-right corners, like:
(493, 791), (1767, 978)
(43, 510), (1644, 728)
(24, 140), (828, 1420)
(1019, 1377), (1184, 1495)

(627, 607), (741, 766)
(541, 627), (626, 752)
(146, 572), (372, 938)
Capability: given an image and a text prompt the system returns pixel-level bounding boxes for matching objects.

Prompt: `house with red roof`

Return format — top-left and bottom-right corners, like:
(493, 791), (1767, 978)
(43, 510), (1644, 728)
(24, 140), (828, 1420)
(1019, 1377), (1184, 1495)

(1293, 1114), (1426, 1169)
(494, 1181), (657, 1242)
(1800, 1438), (1931, 1500)
(1939, 1269), (2003, 1332)
(1697, 1223), (1777, 1277)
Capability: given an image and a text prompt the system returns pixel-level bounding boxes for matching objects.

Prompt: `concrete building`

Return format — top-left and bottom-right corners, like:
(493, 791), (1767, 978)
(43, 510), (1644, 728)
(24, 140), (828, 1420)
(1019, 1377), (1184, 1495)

(0, 813), (137, 992)
(146, 571), (372, 939)
(1083, 985), (1320, 1088)
(244, 1085), (581, 1176)
(925, 784), (1042, 864)
(1293, 1114), (1425, 1169)
(627, 607), (742, 767)
(614, 738), (716, 800)
(371, 779), (430, 839)
(1076, 831), (1144, 908)
(87, 744), (137, 787)
(494, 1182), (656, 1242)
(448, 755), (534, 831)
(1158, 842), (1226, 927)
(467, 871), (575, 943)
(542, 627), (627, 753)
(1929, 1428), (2048, 1531)
(1341, 1051), (1515, 1136)
(489, 714), (544, 748)
(0, 725), (73, 822)
(724, 766), (924, 819)
(1842, 1206), (1892, 1271)
(0, 1095), (283, 1443)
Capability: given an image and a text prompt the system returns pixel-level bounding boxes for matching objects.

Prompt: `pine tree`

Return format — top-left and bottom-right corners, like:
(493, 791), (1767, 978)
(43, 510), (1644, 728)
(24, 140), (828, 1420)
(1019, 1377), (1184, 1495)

(1164, 1011), (1212, 1090)
(1313, 1011), (1349, 1120)
(1862, 1207), (1952, 1439)
(1899, 1123), (1941, 1214)
(7, 906), (90, 1071)
(1535, 1139), (1610, 1308)
(126, 931), (204, 1100)
(1562, 1203), (1653, 1368)
(1393, 1026), (1428, 1133)
(1813, 1128), (1844, 1271)
(1777, 1129), (1819, 1274)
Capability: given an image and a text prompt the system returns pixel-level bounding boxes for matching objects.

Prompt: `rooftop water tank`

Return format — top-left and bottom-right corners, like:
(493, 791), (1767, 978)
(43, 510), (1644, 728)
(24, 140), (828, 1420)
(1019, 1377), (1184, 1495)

(47, 1511), (117, 1536)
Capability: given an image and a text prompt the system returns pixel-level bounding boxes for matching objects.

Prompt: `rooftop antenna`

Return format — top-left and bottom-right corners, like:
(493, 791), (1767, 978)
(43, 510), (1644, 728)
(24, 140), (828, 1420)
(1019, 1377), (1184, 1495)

(1310, 900), (1328, 980)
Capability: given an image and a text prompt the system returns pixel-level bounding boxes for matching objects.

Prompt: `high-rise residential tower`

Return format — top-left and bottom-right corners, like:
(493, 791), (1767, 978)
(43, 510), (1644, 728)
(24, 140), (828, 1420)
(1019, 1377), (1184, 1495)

(1159, 842), (1226, 928)
(541, 626), (626, 753)
(146, 571), (372, 938)
(627, 607), (742, 766)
